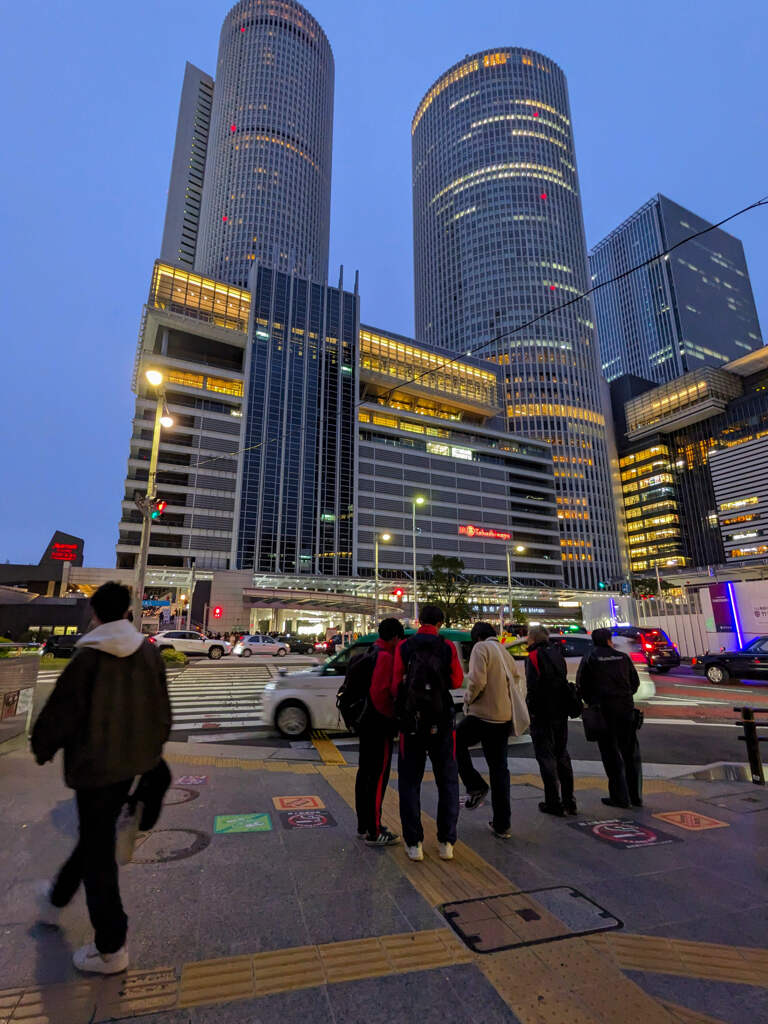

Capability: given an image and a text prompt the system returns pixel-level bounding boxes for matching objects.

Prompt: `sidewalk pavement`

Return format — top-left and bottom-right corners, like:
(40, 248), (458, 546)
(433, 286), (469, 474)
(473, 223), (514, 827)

(1, 735), (766, 1024)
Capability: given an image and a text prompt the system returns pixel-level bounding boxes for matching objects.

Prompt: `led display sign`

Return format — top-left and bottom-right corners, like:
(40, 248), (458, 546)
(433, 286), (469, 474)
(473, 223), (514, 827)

(458, 524), (512, 541)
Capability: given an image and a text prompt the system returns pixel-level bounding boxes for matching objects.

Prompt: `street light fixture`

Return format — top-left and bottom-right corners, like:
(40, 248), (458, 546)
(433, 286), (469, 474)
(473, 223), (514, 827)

(505, 542), (527, 633)
(412, 496), (426, 623)
(132, 369), (173, 625)
(373, 532), (392, 628)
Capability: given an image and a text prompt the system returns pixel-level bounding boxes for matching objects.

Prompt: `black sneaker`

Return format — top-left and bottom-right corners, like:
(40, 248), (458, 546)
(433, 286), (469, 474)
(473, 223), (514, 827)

(365, 828), (400, 847)
(563, 801), (578, 816)
(465, 786), (489, 810)
(601, 798), (630, 809)
(488, 821), (513, 839)
(538, 802), (565, 817)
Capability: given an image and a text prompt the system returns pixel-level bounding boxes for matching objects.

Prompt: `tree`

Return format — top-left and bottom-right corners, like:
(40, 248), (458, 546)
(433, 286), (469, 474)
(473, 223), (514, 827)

(419, 555), (473, 627)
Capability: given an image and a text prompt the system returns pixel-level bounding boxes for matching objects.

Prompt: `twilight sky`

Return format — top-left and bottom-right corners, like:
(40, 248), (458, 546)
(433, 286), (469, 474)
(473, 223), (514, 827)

(1, 0), (766, 566)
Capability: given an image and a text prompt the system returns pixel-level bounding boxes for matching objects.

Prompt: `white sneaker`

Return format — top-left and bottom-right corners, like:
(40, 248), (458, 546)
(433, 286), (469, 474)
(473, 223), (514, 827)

(438, 842), (454, 861)
(34, 881), (61, 927)
(405, 842), (424, 861)
(73, 942), (129, 975)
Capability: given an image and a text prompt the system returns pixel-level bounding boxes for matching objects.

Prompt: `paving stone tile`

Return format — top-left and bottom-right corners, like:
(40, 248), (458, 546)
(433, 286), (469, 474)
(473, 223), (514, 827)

(299, 888), (411, 946)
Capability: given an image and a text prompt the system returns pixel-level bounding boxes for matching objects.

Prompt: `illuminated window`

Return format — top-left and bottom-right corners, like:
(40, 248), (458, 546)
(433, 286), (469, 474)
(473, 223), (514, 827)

(167, 370), (204, 389)
(719, 496), (758, 512)
(426, 442), (450, 457)
(206, 376), (243, 397)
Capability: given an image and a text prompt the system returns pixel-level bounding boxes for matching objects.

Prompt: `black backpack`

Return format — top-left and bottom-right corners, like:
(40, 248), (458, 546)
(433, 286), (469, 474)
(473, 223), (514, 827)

(336, 646), (379, 732)
(396, 634), (454, 736)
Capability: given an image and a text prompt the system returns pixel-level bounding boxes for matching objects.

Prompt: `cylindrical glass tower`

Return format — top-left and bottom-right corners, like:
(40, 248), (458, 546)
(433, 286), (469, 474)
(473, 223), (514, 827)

(197, 0), (334, 287)
(412, 48), (620, 589)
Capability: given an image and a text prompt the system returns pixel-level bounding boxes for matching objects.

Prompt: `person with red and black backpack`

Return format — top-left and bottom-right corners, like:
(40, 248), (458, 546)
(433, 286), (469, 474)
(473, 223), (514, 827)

(340, 618), (405, 846)
(391, 605), (464, 862)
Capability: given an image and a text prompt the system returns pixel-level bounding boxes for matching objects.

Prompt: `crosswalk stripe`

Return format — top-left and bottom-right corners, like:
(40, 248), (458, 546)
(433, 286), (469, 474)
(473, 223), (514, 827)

(168, 672), (269, 732)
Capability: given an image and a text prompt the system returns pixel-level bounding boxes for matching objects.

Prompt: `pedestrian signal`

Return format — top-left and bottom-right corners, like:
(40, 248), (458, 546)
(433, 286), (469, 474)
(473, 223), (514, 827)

(212, 606), (223, 619)
(392, 587), (405, 600)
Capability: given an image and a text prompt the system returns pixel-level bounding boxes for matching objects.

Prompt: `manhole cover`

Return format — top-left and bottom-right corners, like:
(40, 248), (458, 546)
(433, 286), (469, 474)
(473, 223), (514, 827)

(132, 829), (210, 864)
(700, 791), (768, 814)
(442, 886), (621, 954)
(163, 786), (199, 806)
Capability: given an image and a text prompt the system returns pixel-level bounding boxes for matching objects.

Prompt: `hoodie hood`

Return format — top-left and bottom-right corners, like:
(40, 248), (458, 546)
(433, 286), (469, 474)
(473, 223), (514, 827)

(76, 618), (145, 658)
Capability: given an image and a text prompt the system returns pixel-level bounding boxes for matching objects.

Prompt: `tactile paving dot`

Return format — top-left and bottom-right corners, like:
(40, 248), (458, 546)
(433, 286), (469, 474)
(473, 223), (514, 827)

(442, 886), (622, 954)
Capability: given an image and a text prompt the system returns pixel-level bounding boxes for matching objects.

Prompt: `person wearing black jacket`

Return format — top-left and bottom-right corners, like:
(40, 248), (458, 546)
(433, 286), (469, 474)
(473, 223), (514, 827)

(525, 626), (576, 817)
(576, 628), (642, 809)
(31, 581), (171, 975)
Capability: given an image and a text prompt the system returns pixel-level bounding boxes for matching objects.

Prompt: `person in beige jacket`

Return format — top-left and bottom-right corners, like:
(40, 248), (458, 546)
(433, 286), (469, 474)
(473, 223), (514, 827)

(456, 622), (529, 839)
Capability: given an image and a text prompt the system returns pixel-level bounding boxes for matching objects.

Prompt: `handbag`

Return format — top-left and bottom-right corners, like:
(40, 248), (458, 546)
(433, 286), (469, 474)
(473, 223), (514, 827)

(581, 704), (607, 742)
(504, 655), (530, 737)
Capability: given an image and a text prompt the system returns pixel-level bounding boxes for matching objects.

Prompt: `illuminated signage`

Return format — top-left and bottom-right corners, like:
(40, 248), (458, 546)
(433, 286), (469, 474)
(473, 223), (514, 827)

(459, 524), (512, 541)
(50, 543), (79, 562)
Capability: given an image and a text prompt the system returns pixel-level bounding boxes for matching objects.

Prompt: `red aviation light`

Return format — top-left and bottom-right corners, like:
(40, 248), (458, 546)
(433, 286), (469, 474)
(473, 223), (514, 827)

(230, 124), (237, 132)
(550, 285), (556, 291)
(540, 192), (547, 200)
(222, 215), (228, 222)
(533, 110), (540, 117)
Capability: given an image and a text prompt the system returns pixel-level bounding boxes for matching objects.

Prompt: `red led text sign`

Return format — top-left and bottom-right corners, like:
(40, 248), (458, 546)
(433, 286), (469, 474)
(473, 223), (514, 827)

(458, 524), (512, 541)
(50, 544), (79, 561)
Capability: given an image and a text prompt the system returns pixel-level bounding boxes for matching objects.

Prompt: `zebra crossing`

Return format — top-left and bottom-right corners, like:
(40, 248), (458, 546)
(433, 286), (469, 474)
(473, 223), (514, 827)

(168, 664), (273, 732)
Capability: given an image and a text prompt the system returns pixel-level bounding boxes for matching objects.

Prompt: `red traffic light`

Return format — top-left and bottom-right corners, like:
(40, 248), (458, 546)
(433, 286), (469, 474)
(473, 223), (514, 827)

(151, 498), (168, 520)
(392, 587), (404, 599)
(212, 606), (223, 619)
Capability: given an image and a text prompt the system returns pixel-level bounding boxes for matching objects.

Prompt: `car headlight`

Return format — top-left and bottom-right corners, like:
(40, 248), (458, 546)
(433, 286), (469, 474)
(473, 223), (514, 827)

(264, 682), (278, 691)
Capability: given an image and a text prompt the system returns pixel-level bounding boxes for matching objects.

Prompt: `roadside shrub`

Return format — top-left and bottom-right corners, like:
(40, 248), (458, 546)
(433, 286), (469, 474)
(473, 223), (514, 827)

(0, 637), (15, 658)
(160, 648), (187, 666)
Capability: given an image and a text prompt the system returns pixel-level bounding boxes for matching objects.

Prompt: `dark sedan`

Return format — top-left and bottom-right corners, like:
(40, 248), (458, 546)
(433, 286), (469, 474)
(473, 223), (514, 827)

(41, 634), (82, 659)
(637, 628), (681, 673)
(691, 636), (768, 684)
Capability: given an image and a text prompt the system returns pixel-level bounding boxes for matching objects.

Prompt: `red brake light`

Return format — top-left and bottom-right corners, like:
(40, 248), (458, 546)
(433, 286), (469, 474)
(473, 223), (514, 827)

(148, 636), (156, 644)
(642, 642), (653, 651)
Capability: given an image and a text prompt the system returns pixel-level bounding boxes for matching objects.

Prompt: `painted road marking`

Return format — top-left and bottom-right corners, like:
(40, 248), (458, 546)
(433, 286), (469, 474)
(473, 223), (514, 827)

(568, 818), (683, 850)
(176, 775), (208, 786)
(272, 795), (325, 810)
(653, 810), (730, 831)
(280, 809), (337, 829)
(213, 813), (272, 834)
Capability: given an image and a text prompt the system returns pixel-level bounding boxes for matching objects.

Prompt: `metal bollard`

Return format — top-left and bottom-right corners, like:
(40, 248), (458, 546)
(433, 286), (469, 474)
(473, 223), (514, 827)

(735, 706), (766, 785)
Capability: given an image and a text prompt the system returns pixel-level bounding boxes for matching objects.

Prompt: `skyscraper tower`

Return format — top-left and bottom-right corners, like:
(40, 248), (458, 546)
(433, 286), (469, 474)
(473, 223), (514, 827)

(412, 48), (620, 589)
(196, 0), (334, 287)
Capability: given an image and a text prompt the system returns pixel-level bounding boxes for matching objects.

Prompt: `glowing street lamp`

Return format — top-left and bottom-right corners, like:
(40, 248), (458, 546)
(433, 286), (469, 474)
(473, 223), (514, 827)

(373, 532), (392, 628)
(412, 497), (426, 622)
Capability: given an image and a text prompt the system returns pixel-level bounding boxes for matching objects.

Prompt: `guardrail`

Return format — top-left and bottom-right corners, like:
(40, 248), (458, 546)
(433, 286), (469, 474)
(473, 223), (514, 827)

(735, 706), (767, 785)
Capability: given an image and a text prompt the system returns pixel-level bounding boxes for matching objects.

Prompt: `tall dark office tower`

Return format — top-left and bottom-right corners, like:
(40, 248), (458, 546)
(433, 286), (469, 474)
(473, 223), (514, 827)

(196, 0), (334, 287)
(160, 63), (215, 270)
(411, 48), (620, 589)
(590, 195), (763, 385)
(236, 267), (358, 575)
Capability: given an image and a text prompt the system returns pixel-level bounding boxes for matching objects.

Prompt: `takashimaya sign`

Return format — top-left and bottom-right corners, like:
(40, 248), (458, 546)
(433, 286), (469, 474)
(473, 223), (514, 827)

(458, 524), (512, 541)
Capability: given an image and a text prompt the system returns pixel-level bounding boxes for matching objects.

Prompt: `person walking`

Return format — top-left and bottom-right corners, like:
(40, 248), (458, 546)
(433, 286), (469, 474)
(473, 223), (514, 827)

(354, 617), (404, 846)
(391, 604), (464, 861)
(31, 581), (172, 975)
(457, 622), (529, 839)
(525, 625), (576, 817)
(576, 628), (643, 809)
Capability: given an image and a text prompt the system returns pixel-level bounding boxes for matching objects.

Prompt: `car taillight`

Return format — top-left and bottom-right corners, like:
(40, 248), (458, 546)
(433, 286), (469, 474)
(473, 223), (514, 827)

(642, 642), (653, 651)
(148, 636), (156, 644)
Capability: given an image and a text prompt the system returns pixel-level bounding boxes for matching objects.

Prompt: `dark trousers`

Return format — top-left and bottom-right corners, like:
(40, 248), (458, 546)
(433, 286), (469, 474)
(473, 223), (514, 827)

(597, 711), (643, 806)
(398, 727), (459, 846)
(456, 715), (511, 833)
(50, 778), (132, 954)
(355, 714), (394, 838)
(530, 716), (574, 809)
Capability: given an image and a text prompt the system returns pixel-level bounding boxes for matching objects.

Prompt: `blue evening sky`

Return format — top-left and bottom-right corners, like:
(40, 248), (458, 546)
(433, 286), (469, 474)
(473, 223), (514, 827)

(1, 0), (766, 566)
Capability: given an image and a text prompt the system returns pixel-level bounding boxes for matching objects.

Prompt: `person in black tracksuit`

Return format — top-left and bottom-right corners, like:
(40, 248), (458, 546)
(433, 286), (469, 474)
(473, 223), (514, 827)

(576, 628), (643, 809)
(525, 626), (576, 817)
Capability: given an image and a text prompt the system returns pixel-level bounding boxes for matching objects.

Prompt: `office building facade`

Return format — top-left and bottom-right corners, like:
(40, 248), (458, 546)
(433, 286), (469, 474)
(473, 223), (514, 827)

(195, 0), (334, 287)
(116, 262), (250, 571)
(590, 195), (762, 385)
(356, 327), (563, 586)
(612, 346), (768, 573)
(160, 63), (215, 270)
(236, 267), (357, 576)
(710, 436), (768, 566)
(411, 48), (620, 589)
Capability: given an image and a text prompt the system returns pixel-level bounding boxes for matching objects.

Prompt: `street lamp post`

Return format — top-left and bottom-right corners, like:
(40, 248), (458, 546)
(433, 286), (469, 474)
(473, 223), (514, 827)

(131, 370), (173, 627)
(373, 533), (391, 630)
(411, 497), (426, 623)
(505, 542), (526, 634)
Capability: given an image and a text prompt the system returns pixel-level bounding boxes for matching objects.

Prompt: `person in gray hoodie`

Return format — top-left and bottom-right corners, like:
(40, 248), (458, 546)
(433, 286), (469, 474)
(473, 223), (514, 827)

(31, 581), (171, 975)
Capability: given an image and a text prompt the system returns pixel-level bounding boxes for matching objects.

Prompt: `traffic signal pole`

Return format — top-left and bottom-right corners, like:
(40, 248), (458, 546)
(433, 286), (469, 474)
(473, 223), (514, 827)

(131, 396), (164, 627)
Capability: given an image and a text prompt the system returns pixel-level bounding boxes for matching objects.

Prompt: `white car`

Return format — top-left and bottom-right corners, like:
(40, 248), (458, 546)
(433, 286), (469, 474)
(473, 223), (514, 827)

(552, 633), (656, 701)
(261, 636), (472, 738)
(233, 634), (289, 658)
(150, 630), (231, 660)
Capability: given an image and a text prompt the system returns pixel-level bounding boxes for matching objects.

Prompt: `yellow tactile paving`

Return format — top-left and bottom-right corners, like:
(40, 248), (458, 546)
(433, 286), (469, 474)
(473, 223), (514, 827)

(658, 999), (726, 1024)
(169, 752), (320, 774)
(94, 967), (178, 1021)
(309, 730), (347, 765)
(590, 933), (768, 987)
(178, 954), (255, 1008)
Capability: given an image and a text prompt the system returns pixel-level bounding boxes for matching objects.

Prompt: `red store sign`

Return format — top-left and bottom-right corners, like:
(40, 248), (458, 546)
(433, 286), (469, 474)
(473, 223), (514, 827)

(458, 524), (512, 541)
